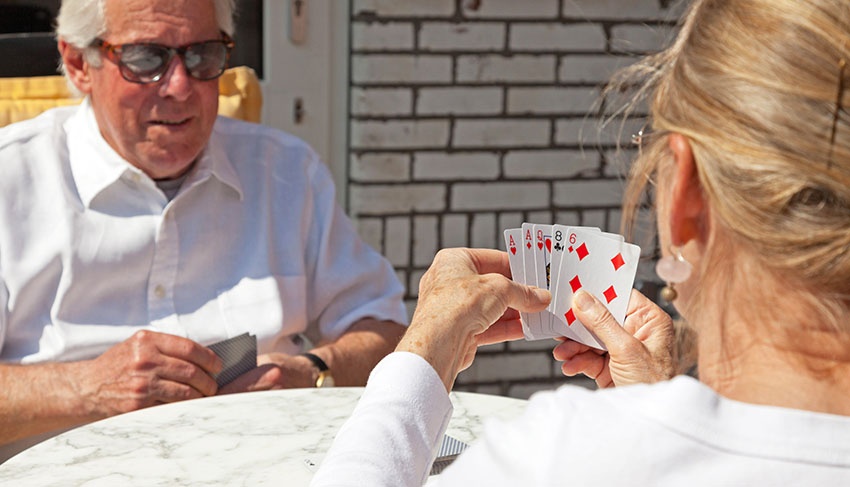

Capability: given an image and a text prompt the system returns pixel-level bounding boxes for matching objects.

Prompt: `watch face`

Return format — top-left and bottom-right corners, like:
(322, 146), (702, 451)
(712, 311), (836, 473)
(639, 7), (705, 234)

(317, 371), (335, 388)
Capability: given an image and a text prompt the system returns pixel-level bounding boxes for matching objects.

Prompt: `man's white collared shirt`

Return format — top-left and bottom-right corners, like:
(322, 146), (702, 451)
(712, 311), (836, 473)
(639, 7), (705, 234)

(0, 100), (407, 363)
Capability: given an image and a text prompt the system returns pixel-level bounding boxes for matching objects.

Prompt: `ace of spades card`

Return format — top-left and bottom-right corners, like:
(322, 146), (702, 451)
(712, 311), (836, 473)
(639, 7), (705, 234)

(551, 228), (640, 350)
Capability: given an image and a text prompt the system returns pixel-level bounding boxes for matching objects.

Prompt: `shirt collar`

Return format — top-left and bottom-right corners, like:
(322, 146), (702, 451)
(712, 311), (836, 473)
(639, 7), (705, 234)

(67, 98), (244, 208)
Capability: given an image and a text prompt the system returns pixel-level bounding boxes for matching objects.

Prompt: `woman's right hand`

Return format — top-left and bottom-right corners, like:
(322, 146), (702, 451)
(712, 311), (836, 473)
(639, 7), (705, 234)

(553, 289), (675, 388)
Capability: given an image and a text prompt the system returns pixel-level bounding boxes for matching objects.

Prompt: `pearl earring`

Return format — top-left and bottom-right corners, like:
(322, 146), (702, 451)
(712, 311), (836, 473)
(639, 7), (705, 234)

(655, 246), (692, 302)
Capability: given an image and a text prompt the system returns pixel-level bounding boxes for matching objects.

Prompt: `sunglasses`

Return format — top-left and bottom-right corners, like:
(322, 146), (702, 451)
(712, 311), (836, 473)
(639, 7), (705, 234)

(91, 33), (234, 84)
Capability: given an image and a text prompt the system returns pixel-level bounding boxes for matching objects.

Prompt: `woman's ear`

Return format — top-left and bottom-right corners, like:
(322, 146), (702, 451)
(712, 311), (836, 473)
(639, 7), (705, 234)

(667, 133), (708, 246)
(58, 39), (93, 95)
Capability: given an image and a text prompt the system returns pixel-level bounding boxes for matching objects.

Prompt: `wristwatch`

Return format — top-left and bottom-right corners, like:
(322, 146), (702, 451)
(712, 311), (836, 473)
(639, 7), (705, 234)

(301, 352), (335, 388)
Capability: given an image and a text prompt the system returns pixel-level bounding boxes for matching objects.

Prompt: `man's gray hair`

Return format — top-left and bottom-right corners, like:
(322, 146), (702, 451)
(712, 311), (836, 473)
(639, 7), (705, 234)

(55, 0), (236, 71)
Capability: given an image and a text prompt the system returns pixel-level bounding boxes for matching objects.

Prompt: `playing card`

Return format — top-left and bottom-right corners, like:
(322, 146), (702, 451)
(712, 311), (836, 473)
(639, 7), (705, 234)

(548, 225), (600, 342)
(430, 435), (469, 475)
(520, 223), (543, 338)
(503, 228), (529, 337)
(551, 228), (640, 349)
(208, 332), (258, 387)
(531, 224), (554, 334)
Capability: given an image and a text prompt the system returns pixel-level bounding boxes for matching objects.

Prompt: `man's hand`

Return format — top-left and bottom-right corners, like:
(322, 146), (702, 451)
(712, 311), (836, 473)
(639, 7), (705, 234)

(77, 330), (222, 418)
(553, 289), (675, 388)
(217, 353), (317, 393)
(398, 248), (550, 391)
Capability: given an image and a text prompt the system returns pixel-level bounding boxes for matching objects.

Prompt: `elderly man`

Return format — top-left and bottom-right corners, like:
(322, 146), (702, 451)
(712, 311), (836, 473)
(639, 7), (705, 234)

(0, 0), (406, 459)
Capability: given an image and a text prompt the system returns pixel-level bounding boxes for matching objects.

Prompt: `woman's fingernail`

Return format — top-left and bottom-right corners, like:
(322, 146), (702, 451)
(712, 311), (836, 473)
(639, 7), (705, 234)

(574, 290), (595, 311)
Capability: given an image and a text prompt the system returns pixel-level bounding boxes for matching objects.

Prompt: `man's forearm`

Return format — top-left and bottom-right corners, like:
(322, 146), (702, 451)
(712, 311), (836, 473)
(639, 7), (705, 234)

(0, 361), (95, 446)
(310, 319), (407, 386)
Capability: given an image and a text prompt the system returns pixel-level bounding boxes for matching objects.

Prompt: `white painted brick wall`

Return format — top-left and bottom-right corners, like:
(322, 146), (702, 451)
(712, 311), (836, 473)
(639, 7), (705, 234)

(351, 55), (452, 83)
(504, 150), (599, 178)
(417, 87), (502, 116)
(456, 55), (557, 83)
(351, 22), (414, 51)
(349, 184), (446, 214)
(350, 152), (411, 182)
(348, 0), (684, 399)
(453, 119), (550, 148)
(413, 152), (500, 180)
(510, 23), (606, 51)
(419, 23), (505, 51)
(460, 0), (559, 19)
(353, 0), (455, 17)
(451, 182), (550, 210)
(350, 88), (412, 117)
(441, 214), (469, 248)
(350, 120), (450, 149)
(507, 87), (599, 115)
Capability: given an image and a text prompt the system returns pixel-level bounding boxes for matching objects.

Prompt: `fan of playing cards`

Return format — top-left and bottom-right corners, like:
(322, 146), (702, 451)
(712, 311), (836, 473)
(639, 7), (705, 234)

(504, 223), (641, 350)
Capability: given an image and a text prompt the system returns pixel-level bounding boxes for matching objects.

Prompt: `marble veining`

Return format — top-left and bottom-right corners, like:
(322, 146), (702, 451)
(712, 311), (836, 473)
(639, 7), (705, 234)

(0, 388), (526, 486)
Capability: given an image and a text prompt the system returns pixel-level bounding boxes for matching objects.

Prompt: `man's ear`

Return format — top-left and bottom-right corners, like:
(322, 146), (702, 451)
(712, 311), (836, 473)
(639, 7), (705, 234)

(667, 133), (709, 246)
(58, 39), (93, 95)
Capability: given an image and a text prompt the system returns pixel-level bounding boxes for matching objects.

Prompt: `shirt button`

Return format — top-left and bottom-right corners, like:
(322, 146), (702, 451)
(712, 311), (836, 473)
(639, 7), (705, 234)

(154, 285), (166, 299)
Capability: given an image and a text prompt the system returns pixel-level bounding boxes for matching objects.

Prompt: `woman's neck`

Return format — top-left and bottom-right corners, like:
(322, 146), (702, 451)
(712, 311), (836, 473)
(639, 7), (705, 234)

(697, 323), (850, 415)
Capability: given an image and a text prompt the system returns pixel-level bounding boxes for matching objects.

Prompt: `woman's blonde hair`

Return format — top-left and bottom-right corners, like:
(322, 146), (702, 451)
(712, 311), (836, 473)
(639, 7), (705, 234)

(616, 0), (850, 332)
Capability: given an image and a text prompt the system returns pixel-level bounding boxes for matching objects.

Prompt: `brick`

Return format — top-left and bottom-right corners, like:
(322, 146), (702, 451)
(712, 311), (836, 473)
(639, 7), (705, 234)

(553, 211), (581, 226)
(498, 213), (525, 247)
(354, 217), (383, 251)
(442, 214), (469, 248)
(351, 22), (414, 50)
(452, 182), (549, 210)
(555, 118), (644, 146)
(350, 88), (412, 116)
(461, 0), (558, 18)
(413, 152), (500, 180)
(408, 269), (426, 297)
(384, 217), (411, 266)
(453, 120), (550, 148)
(553, 179), (626, 207)
(414, 215), (439, 266)
(507, 87), (599, 115)
(350, 120), (450, 149)
(610, 24), (676, 53)
(456, 55), (556, 83)
(562, 0), (679, 21)
(470, 213), (497, 248)
(416, 87), (502, 116)
(353, 0), (455, 17)
(462, 353), (553, 382)
(350, 153), (411, 182)
(581, 209), (609, 229)
(351, 55), (452, 83)
(604, 148), (636, 178)
(404, 298), (417, 318)
(504, 149), (599, 178)
(510, 23), (606, 51)
(419, 22), (505, 51)
(526, 210), (553, 224)
(350, 184), (446, 214)
(559, 55), (637, 84)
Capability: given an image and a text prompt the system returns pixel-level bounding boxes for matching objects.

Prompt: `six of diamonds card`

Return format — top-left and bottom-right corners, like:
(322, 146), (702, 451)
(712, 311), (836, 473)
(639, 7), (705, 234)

(504, 223), (641, 350)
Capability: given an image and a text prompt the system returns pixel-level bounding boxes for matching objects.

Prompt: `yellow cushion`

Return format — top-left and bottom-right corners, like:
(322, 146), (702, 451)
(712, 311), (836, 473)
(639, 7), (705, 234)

(0, 65), (262, 128)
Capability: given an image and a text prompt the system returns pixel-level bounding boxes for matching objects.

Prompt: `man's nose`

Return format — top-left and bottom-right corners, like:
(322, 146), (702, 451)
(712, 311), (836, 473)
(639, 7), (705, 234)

(157, 55), (193, 100)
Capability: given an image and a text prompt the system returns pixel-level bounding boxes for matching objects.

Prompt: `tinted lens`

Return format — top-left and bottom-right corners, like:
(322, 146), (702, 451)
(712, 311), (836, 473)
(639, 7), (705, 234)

(119, 44), (171, 82)
(184, 41), (229, 80)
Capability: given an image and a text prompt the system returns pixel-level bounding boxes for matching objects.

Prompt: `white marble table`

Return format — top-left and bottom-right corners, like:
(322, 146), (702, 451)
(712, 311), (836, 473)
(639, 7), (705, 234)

(0, 388), (527, 486)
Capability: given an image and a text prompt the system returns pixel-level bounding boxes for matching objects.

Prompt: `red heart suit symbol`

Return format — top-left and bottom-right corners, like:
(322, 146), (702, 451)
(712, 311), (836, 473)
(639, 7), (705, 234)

(545, 239), (552, 252)
(537, 242), (543, 250)
(510, 247), (517, 255)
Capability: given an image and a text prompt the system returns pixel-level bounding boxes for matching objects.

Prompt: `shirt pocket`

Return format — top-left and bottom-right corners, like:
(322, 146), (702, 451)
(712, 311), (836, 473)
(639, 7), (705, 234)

(216, 275), (307, 341)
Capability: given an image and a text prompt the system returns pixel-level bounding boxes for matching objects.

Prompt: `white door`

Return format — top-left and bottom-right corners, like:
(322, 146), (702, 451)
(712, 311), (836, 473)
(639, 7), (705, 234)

(261, 0), (349, 205)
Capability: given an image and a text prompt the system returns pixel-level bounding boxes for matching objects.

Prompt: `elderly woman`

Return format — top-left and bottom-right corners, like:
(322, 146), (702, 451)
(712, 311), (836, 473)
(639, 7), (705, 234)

(311, 0), (850, 484)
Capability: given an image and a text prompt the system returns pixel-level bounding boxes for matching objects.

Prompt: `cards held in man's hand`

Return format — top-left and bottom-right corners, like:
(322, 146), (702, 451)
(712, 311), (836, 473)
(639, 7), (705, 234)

(207, 332), (258, 387)
(504, 223), (641, 350)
